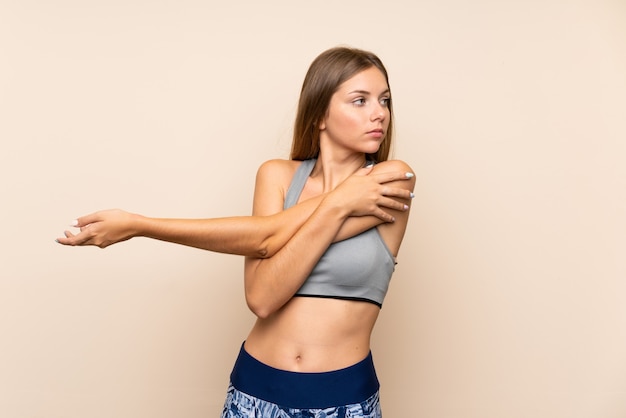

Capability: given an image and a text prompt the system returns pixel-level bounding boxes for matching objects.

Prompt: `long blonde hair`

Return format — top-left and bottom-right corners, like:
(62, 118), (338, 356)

(290, 47), (393, 162)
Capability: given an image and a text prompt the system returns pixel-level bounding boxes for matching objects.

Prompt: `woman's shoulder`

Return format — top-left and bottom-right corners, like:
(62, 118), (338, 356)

(254, 159), (308, 192)
(371, 159), (416, 194)
(372, 159), (414, 173)
(256, 159), (303, 178)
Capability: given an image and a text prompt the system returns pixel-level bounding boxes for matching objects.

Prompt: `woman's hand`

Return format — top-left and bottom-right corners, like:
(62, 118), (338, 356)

(56, 209), (139, 248)
(326, 165), (414, 222)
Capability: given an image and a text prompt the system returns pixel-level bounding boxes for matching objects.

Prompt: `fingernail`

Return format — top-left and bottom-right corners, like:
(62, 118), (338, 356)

(410, 192), (415, 199)
(405, 172), (414, 178)
(70, 220), (78, 227)
(403, 204), (409, 210)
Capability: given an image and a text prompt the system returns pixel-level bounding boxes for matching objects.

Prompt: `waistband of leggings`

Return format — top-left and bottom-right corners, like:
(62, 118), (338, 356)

(229, 342), (380, 409)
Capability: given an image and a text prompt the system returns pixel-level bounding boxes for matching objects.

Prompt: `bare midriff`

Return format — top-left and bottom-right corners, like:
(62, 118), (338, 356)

(244, 296), (380, 373)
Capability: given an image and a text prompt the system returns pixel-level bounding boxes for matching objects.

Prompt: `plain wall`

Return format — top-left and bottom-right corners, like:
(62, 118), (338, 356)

(1, 0), (625, 417)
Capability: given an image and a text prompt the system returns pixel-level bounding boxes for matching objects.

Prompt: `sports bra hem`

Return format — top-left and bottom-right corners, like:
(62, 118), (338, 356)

(292, 294), (382, 308)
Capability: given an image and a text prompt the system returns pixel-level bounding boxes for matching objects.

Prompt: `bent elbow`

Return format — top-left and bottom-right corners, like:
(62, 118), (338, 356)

(254, 237), (278, 259)
(254, 246), (270, 259)
(245, 297), (273, 319)
(245, 288), (280, 319)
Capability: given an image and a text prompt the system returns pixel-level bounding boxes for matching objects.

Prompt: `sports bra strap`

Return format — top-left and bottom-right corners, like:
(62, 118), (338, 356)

(284, 159), (317, 210)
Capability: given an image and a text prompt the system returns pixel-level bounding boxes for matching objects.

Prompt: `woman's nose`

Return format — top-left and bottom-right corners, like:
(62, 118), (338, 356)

(371, 105), (386, 121)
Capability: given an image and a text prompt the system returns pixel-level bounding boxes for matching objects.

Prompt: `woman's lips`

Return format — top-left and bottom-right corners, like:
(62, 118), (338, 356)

(367, 129), (384, 138)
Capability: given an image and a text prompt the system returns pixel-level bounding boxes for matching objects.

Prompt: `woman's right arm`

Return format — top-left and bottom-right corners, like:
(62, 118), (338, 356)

(56, 209), (309, 258)
(56, 162), (413, 257)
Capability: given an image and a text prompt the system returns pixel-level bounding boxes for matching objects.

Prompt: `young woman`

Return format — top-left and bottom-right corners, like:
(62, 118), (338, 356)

(58, 47), (415, 417)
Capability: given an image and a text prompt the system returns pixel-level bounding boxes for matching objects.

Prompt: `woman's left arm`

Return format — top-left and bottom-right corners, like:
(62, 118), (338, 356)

(244, 159), (415, 318)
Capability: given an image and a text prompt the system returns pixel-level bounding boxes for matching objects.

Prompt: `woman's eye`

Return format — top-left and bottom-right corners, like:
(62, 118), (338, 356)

(380, 97), (391, 106)
(353, 98), (366, 106)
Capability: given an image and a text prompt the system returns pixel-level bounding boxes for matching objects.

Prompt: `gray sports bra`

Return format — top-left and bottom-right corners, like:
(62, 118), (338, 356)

(284, 159), (396, 308)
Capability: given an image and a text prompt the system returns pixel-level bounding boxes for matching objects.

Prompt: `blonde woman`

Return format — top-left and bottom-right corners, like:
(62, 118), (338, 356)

(58, 46), (415, 417)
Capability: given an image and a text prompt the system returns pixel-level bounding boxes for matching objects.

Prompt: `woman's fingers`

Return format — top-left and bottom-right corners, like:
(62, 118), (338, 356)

(57, 227), (92, 246)
(56, 213), (99, 244)
(56, 230), (76, 245)
(373, 170), (415, 201)
(370, 170), (414, 184)
(377, 196), (410, 212)
(353, 167), (414, 184)
(56, 214), (101, 246)
(370, 207), (396, 223)
(74, 212), (101, 228)
(380, 185), (414, 201)
(369, 170), (415, 219)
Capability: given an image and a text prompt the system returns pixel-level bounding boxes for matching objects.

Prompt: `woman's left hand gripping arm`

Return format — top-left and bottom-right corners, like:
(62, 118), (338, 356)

(244, 160), (415, 319)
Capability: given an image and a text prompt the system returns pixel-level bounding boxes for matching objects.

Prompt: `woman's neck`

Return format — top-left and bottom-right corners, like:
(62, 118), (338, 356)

(310, 152), (367, 192)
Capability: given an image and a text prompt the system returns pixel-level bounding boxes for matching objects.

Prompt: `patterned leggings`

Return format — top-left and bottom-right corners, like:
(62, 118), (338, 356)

(220, 384), (382, 418)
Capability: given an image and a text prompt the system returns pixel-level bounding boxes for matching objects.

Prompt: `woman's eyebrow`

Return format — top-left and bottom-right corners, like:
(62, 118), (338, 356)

(348, 89), (390, 96)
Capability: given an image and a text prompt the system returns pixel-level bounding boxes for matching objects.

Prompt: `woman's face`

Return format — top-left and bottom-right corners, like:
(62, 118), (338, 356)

(319, 66), (391, 157)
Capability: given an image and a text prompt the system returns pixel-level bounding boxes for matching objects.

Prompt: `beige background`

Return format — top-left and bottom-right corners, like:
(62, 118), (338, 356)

(1, 0), (625, 417)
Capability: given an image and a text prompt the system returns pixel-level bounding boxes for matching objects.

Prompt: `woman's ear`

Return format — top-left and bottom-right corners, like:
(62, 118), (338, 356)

(318, 118), (326, 131)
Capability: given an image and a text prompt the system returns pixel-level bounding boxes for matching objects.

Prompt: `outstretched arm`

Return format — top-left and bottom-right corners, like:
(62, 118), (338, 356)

(56, 164), (413, 258)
